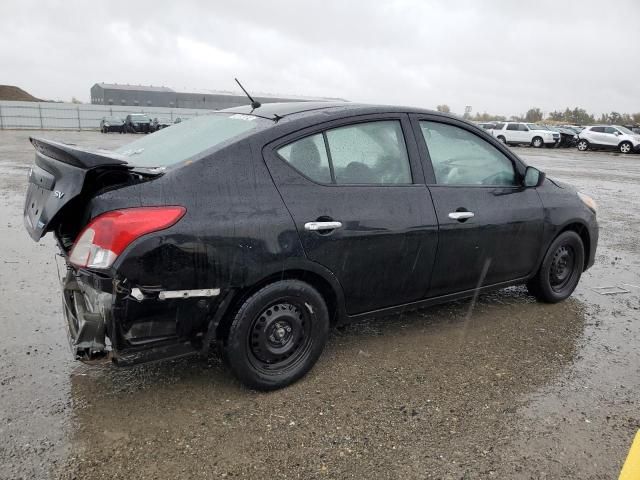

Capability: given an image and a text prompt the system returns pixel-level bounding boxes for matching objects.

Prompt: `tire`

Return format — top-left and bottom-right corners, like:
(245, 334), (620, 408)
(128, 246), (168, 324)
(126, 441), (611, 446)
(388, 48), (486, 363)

(497, 135), (506, 144)
(577, 139), (589, 151)
(223, 280), (329, 390)
(619, 141), (633, 154)
(532, 136), (544, 148)
(527, 231), (584, 303)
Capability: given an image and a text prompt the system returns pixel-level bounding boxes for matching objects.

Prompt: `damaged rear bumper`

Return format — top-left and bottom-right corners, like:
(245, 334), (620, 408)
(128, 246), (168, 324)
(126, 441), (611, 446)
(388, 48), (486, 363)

(62, 275), (111, 361)
(61, 269), (229, 366)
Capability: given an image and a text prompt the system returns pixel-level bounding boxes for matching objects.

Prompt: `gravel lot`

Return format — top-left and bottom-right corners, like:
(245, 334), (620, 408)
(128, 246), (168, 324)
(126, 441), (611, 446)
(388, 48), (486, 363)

(1, 130), (639, 479)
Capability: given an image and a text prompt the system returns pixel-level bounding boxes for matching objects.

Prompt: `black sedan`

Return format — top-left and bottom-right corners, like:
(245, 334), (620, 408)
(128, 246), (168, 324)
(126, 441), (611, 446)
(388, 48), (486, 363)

(99, 116), (124, 133)
(124, 113), (151, 133)
(23, 102), (598, 390)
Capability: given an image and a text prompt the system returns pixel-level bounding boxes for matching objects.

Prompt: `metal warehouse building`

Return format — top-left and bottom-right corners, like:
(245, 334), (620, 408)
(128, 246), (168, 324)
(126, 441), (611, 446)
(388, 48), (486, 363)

(90, 83), (342, 110)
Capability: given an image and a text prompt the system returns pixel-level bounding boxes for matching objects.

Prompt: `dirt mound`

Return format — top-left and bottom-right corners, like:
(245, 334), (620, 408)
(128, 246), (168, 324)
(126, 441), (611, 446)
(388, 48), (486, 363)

(0, 85), (41, 102)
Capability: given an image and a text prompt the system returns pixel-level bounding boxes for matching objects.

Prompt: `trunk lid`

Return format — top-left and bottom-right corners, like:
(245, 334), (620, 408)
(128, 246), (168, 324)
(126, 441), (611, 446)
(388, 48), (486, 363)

(24, 137), (142, 241)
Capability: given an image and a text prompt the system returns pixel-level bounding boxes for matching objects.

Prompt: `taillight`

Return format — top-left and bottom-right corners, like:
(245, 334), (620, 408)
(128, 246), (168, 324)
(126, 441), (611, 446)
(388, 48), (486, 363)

(69, 206), (186, 269)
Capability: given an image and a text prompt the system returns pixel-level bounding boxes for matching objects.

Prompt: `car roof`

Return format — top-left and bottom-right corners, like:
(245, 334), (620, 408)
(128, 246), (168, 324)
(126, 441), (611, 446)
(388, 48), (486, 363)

(220, 101), (452, 122)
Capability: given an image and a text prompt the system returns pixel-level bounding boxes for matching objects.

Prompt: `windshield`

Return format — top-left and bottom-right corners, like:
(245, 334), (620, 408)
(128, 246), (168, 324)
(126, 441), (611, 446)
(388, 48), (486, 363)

(115, 113), (270, 167)
(527, 124), (546, 130)
(105, 117), (122, 122)
(617, 126), (634, 134)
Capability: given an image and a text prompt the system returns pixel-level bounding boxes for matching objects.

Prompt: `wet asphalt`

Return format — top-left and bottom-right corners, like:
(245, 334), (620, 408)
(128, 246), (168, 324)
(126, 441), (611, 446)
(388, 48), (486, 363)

(0, 130), (639, 480)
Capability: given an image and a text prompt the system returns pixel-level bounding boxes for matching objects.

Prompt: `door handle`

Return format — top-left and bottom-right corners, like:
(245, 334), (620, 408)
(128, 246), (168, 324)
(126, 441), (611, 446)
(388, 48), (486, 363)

(448, 211), (474, 221)
(304, 221), (343, 231)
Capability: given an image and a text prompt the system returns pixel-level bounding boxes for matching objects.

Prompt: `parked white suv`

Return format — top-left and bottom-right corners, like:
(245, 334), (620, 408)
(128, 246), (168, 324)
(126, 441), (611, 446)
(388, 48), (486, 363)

(577, 125), (640, 154)
(491, 122), (560, 148)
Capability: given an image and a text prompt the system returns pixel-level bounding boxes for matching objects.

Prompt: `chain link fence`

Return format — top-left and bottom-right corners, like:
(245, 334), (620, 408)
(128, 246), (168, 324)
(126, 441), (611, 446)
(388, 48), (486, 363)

(0, 101), (221, 130)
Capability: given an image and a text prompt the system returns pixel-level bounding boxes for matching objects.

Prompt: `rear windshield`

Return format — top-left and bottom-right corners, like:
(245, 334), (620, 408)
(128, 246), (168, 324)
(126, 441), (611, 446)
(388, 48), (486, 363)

(115, 113), (270, 167)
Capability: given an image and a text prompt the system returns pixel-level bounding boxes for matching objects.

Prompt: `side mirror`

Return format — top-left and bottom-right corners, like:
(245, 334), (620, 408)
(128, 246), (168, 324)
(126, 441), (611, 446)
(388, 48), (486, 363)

(524, 166), (546, 187)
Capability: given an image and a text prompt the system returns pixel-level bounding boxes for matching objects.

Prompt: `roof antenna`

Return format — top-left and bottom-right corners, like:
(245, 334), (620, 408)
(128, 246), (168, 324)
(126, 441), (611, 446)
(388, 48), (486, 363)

(235, 78), (261, 109)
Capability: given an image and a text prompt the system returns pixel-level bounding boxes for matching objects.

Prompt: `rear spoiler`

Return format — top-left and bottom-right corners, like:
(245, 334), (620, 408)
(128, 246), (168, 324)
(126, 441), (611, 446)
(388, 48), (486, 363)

(30, 137), (129, 169)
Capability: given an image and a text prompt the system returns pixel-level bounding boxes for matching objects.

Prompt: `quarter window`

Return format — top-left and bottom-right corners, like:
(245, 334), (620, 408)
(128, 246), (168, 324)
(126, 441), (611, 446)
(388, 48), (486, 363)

(603, 127), (618, 134)
(277, 120), (412, 185)
(506, 123), (519, 131)
(277, 134), (331, 183)
(420, 121), (517, 186)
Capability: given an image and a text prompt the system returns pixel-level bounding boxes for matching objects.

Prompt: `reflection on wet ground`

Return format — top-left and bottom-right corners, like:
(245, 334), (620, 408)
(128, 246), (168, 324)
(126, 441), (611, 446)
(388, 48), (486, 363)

(0, 131), (638, 479)
(61, 290), (585, 479)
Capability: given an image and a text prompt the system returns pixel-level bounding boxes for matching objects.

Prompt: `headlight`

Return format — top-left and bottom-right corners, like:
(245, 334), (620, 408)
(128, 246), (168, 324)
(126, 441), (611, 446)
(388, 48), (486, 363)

(104, 123), (110, 127)
(578, 192), (597, 213)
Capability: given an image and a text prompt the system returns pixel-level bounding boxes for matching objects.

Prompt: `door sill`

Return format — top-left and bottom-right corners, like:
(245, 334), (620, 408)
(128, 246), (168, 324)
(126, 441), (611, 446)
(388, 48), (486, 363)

(346, 276), (529, 322)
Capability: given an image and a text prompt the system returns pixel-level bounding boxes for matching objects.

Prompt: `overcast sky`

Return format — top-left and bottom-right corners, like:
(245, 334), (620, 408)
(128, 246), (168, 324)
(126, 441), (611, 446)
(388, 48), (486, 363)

(2, 0), (639, 117)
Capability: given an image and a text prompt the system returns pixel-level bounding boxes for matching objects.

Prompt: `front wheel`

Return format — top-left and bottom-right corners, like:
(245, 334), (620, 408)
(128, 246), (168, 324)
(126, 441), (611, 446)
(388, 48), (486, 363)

(527, 231), (584, 303)
(223, 280), (329, 390)
(619, 141), (633, 154)
(497, 135), (506, 144)
(532, 136), (544, 148)
(577, 139), (589, 151)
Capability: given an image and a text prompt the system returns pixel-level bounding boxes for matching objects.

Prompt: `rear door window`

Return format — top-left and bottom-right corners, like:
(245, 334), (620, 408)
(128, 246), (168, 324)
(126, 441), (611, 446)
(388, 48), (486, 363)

(506, 123), (519, 131)
(326, 121), (411, 184)
(277, 120), (412, 185)
(591, 126), (605, 133)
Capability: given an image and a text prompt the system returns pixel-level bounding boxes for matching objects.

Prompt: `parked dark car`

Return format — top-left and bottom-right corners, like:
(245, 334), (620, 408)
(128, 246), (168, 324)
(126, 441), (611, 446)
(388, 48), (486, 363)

(23, 103), (598, 390)
(99, 116), (124, 133)
(124, 113), (151, 133)
(151, 117), (172, 132)
(544, 125), (578, 148)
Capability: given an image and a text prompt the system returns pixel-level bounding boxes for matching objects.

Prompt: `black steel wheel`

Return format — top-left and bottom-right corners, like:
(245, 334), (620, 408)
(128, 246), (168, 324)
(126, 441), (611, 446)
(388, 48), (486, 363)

(527, 231), (584, 303)
(223, 280), (329, 390)
(247, 302), (312, 373)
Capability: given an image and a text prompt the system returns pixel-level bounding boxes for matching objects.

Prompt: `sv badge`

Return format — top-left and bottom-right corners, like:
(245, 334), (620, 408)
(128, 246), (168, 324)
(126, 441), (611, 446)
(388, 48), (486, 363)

(54, 190), (65, 199)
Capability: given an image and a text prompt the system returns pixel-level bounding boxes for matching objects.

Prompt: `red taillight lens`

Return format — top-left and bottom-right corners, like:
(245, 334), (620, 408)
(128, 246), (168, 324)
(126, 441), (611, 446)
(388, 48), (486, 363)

(69, 206), (186, 269)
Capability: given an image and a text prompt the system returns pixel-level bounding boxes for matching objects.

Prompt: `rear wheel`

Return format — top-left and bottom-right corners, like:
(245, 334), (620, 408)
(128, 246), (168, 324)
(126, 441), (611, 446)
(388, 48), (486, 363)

(577, 139), (589, 151)
(619, 141), (633, 154)
(223, 280), (329, 390)
(527, 231), (584, 303)
(532, 136), (544, 148)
